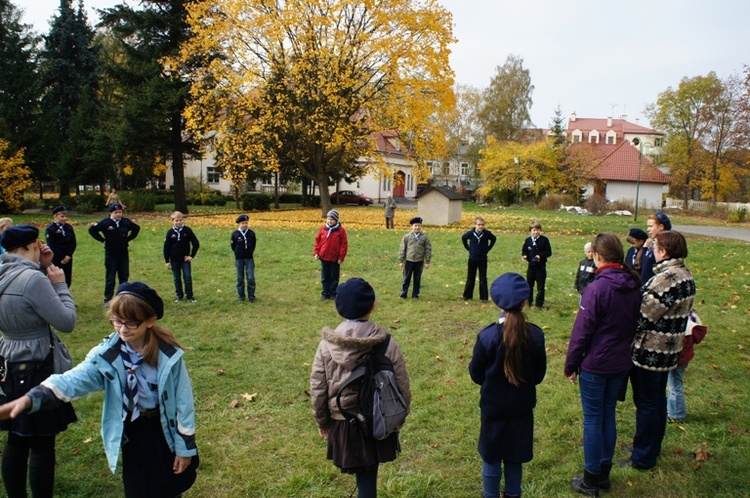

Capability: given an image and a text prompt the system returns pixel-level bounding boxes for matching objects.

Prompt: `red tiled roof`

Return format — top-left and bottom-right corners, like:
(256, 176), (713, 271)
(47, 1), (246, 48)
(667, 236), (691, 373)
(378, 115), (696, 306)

(567, 117), (663, 137)
(371, 130), (412, 156)
(592, 142), (669, 184)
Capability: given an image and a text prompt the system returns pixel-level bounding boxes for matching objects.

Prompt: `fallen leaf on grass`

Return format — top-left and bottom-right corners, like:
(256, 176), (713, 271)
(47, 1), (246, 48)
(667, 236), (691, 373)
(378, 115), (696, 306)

(303, 389), (311, 397)
(446, 379), (456, 385)
(432, 442), (439, 448)
(242, 392), (258, 402)
(389, 325), (400, 330)
(72, 448), (80, 455)
(217, 369), (225, 375)
(228, 399), (239, 409)
(83, 438), (93, 444)
(435, 355), (442, 361)
(393, 318), (401, 323)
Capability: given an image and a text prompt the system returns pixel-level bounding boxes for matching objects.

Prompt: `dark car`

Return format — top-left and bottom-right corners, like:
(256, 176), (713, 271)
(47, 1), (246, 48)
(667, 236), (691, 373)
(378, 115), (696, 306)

(330, 190), (374, 205)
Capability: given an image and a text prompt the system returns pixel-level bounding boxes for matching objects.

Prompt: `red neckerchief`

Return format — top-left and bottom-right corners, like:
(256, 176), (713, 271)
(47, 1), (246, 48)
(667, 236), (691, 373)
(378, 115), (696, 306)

(595, 263), (621, 274)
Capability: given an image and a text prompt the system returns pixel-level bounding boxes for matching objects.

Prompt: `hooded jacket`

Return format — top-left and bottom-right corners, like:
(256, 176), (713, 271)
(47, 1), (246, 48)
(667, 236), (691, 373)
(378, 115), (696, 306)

(26, 333), (197, 473)
(310, 320), (410, 429)
(565, 266), (642, 376)
(314, 224), (348, 263)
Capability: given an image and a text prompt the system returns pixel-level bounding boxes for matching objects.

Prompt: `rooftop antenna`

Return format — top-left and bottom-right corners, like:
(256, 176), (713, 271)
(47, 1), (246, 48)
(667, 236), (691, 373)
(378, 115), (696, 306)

(608, 103), (618, 118)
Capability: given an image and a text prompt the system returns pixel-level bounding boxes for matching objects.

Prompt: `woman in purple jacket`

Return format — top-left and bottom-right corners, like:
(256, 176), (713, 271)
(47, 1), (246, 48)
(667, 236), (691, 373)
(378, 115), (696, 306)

(564, 233), (642, 496)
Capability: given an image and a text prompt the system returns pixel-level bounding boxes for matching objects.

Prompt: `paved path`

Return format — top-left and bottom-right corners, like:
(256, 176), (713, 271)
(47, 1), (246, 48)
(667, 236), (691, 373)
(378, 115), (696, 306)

(673, 225), (750, 242)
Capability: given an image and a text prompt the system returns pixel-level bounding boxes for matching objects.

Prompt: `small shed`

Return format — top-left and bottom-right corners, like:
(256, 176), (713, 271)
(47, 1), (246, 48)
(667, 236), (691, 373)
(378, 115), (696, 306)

(416, 186), (464, 226)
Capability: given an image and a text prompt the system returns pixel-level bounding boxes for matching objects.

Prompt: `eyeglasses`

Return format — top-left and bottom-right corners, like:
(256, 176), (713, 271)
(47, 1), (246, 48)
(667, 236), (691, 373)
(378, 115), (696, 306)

(110, 316), (143, 330)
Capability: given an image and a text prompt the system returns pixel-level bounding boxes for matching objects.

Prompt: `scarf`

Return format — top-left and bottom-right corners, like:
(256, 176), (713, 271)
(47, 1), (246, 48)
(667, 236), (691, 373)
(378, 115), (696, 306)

(325, 222), (340, 238)
(120, 342), (144, 421)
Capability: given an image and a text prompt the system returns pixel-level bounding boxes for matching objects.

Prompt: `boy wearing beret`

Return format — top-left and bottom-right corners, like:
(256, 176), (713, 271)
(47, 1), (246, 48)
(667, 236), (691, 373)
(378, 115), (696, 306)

(314, 210), (348, 300)
(45, 206), (77, 287)
(164, 211), (200, 303)
(231, 214), (256, 302)
(88, 203), (141, 306)
(398, 217), (431, 299)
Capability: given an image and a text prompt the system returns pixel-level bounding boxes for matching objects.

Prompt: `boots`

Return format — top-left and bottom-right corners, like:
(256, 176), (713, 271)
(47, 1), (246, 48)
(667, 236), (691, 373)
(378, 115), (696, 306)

(571, 469), (599, 496)
(598, 461), (612, 491)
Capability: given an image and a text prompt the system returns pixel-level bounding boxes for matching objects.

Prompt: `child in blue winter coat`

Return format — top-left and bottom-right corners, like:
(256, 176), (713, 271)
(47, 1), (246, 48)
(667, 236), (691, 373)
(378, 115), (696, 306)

(0, 282), (199, 498)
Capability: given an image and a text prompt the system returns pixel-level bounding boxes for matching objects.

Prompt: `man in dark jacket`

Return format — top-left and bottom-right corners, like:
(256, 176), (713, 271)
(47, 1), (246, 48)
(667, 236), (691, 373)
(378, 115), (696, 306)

(461, 217), (497, 302)
(88, 203), (140, 305)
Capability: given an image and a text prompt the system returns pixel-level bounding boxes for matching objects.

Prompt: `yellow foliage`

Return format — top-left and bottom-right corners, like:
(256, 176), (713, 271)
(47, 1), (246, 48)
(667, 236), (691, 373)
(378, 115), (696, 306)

(176, 0), (456, 191)
(0, 140), (32, 213)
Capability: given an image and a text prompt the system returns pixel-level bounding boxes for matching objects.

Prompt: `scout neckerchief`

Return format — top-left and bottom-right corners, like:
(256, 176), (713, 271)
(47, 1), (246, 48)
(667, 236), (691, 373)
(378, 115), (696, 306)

(325, 222), (340, 238)
(56, 222), (66, 237)
(172, 225), (183, 241)
(238, 228), (249, 249)
(473, 229), (484, 244)
(120, 342), (144, 421)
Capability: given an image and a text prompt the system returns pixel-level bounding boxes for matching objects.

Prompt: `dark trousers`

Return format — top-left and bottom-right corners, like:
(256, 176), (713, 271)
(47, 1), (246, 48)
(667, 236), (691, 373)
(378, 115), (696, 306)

(355, 466), (378, 498)
(463, 259), (488, 300)
(630, 366), (669, 469)
(385, 217), (394, 229)
(53, 258), (73, 288)
(320, 260), (340, 298)
(401, 260), (424, 298)
(171, 259), (194, 299)
(1, 433), (55, 498)
(104, 251), (129, 302)
(525, 263), (546, 307)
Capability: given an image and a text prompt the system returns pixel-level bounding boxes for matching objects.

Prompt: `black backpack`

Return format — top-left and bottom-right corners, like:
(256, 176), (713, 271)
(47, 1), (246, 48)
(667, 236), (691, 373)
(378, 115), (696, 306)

(336, 335), (409, 440)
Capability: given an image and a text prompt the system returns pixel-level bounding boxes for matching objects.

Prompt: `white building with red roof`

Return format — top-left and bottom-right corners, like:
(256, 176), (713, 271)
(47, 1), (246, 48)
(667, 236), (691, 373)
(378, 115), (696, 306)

(565, 113), (669, 208)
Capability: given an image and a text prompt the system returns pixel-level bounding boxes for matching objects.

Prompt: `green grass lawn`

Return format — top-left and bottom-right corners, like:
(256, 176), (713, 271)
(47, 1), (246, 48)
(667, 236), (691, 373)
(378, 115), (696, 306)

(3, 205), (749, 497)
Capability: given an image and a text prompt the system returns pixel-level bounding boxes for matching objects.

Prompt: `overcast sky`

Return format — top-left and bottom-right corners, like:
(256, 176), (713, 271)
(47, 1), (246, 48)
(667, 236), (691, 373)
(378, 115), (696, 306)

(18, 0), (750, 129)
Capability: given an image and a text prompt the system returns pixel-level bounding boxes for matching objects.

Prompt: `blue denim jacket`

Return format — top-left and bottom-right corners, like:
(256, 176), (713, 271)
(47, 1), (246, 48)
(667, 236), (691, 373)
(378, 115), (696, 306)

(28, 332), (197, 473)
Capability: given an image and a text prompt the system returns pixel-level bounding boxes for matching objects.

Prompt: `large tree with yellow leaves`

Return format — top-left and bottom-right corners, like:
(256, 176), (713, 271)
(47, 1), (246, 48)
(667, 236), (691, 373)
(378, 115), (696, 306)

(178, 0), (455, 215)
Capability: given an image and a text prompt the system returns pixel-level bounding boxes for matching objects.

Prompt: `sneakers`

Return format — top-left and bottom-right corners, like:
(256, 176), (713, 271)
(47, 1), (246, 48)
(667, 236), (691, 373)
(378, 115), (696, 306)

(186, 298), (197, 303)
(616, 458), (650, 470)
(667, 417), (684, 424)
(175, 298), (182, 303)
(104, 301), (110, 308)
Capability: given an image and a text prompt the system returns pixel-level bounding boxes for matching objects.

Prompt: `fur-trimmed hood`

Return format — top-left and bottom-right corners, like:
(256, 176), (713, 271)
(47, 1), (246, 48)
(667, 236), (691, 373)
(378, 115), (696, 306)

(321, 320), (387, 371)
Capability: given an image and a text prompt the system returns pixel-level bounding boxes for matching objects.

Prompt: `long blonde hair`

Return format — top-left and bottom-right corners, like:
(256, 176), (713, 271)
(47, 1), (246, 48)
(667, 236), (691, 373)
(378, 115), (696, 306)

(108, 294), (182, 366)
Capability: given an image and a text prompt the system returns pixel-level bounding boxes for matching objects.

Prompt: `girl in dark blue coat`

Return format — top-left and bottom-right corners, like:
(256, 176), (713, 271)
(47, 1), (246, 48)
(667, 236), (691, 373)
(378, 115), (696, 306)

(469, 273), (547, 498)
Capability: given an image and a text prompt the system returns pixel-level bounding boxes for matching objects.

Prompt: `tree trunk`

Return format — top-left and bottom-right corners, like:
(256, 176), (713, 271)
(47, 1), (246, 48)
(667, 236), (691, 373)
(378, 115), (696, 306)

(170, 112), (188, 214)
(273, 171), (280, 209)
(318, 174), (332, 217)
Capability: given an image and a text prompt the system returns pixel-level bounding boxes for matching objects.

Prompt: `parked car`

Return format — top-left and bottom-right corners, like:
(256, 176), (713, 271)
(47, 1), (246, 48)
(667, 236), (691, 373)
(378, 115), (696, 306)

(330, 190), (374, 205)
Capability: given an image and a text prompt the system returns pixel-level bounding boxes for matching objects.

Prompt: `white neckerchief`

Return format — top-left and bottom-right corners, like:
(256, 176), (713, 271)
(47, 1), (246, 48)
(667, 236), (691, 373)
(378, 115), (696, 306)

(413, 231), (421, 241)
(173, 226), (182, 241)
(239, 228), (248, 249)
(111, 217), (120, 228)
(531, 236), (538, 246)
(56, 222), (66, 237)
(473, 229), (484, 243)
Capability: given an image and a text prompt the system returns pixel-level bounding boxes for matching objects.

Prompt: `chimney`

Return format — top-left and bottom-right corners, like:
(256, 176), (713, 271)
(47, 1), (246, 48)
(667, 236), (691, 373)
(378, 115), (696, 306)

(607, 117), (612, 127)
(635, 117), (640, 124)
(621, 114), (627, 121)
(570, 112), (576, 122)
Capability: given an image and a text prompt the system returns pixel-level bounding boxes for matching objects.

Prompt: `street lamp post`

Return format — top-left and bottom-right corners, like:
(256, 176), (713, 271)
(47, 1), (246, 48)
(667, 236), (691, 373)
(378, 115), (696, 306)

(632, 138), (652, 222)
(514, 156), (521, 204)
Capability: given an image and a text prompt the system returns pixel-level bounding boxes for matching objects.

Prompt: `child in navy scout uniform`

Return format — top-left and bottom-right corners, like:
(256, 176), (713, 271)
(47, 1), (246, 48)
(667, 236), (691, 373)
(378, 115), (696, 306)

(398, 217), (432, 299)
(231, 215), (257, 302)
(45, 205), (77, 287)
(163, 211), (200, 303)
(521, 220), (552, 309)
(574, 242), (596, 297)
(314, 210), (348, 300)
(88, 203), (141, 306)
(462, 216), (497, 303)
(469, 273), (547, 498)
(625, 228), (648, 273)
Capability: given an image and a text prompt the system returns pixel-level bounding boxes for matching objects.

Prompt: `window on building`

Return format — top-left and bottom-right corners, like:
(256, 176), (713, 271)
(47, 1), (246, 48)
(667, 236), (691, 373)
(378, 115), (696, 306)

(655, 137), (663, 147)
(442, 162), (450, 175)
(461, 163), (469, 176)
(382, 175), (391, 191)
(207, 167), (221, 184)
(607, 135), (614, 144)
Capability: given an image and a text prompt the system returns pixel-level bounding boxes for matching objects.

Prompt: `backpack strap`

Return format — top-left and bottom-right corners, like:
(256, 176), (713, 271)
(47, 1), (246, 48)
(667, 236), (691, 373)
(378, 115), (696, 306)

(334, 334), (392, 421)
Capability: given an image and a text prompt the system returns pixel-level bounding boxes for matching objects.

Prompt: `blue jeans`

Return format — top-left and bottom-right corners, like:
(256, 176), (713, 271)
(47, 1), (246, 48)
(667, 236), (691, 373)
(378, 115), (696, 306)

(482, 460), (522, 498)
(170, 259), (193, 299)
(104, 251), (129, 301)
(630, 366), (669, 468)
(579, 370), (627, 473)
(667, 363), (688, 419)
(319, 260), (340, 298)
(235, 258), (256, 300)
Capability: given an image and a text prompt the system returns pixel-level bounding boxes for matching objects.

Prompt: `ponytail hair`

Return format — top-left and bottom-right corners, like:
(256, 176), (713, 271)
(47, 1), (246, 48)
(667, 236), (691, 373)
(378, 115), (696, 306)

(591, 232), (641, 287)
(502, 308), (531, 386)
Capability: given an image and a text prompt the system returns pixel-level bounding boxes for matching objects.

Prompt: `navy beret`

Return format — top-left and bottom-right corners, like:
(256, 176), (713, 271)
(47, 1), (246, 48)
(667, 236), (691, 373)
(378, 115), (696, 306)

(490, 273), (530, 311)
(335, 278), (376, 319)
(116, 282), (164, 319)
(109, 203), (123, 212)
(653, 211), (671, 230)
(0, 224), (39, 251)
(409, 217), (423, 225)
(52, 205), (68, 215)
(236, 214), (248, 223)
(627, 228), (648, 241)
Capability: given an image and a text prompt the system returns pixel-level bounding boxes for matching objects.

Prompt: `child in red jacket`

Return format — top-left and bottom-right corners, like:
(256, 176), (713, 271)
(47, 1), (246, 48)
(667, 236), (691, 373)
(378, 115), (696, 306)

(667, 311), (707, 422)
(314, 210), (348, 300)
